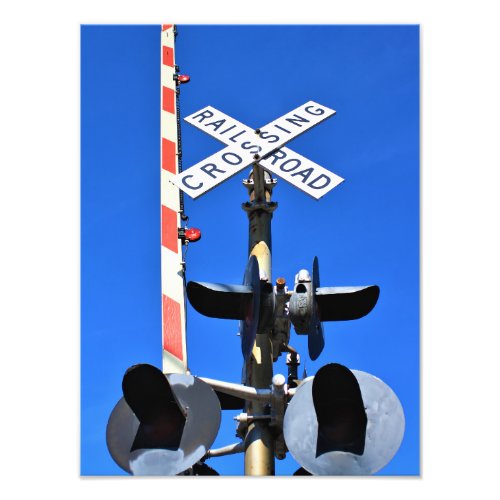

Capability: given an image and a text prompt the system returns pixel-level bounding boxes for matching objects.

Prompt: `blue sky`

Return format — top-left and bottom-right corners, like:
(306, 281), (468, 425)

(81, 24), (419, 476)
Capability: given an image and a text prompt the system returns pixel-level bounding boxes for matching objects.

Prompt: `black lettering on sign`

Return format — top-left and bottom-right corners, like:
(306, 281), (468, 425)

(229, 130), (247, 143)
(308, 174), (331, 189)
(285, 114), (310, 128)
(201, 163), (226, 179)
(182, 175), (203, 190)
(241, 141), (262, 155)
(220, 124), (237, 135)
(259, 130), (280, 143)
(291, 167), (314, 183)
(221, 152), (243, 166)
(266, 149), (287, 165)
(274, 124), (291, 134)
(304, 105), (325, 116)
(205, 119), (226, 131)
(192, 109), (214, 122)
(280, 159), (301, 172)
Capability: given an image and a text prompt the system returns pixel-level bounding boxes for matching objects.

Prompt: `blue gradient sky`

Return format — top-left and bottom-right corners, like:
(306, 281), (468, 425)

(81, 24), (419, 476)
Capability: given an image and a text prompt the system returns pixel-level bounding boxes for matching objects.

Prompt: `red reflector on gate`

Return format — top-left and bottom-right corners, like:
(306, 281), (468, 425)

(185, 228), (201, 242)
(178, 74), (191, 83)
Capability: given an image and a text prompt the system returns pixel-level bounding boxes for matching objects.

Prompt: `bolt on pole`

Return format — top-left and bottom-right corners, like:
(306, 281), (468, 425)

(242, 163), (277, 475)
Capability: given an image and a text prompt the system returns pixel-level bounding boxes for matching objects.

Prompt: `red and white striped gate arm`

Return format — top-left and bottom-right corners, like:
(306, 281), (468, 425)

(160, 24), (187, 374)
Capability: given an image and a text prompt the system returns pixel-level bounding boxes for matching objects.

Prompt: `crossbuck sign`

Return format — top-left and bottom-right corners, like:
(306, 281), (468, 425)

(172, 101), (344, 200)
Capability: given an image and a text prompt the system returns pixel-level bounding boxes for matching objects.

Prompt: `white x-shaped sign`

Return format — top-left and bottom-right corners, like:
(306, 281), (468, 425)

(172, 101), (344, 200)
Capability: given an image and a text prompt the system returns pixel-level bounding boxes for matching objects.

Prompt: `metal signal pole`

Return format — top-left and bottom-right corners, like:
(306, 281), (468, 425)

(242, 163), (277, 475)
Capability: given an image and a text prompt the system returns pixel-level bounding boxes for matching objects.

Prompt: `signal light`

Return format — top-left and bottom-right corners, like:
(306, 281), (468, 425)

(122, 364), (186, 452)
(312, 363), (367, 457)
(187, 255), (262, 360)
(177, 74), (190, 83)
(178, 227), (202, 244)
(283, 364), (405, 475)
(106, 365), (222, 475)
(185, 227), (201, 242)
(289, 256), (380, 360)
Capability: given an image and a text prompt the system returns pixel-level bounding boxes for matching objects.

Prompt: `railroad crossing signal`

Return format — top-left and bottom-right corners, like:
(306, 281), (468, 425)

(186, 255), (261, 360)
(106, 361), (405, 475)
(107, 118), (405, 475)
(106, 26), (405, 476)
(289, 257), (380, 360)
(172, 101), (344, 199)
(107, 158), (405, 475)
(283, 365), (405, 475)
(188, 255), (380, 362)
(107, 364), (221, 475)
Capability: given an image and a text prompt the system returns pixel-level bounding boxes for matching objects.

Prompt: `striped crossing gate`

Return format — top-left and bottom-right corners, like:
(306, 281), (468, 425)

(160, 24), (187, 374)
